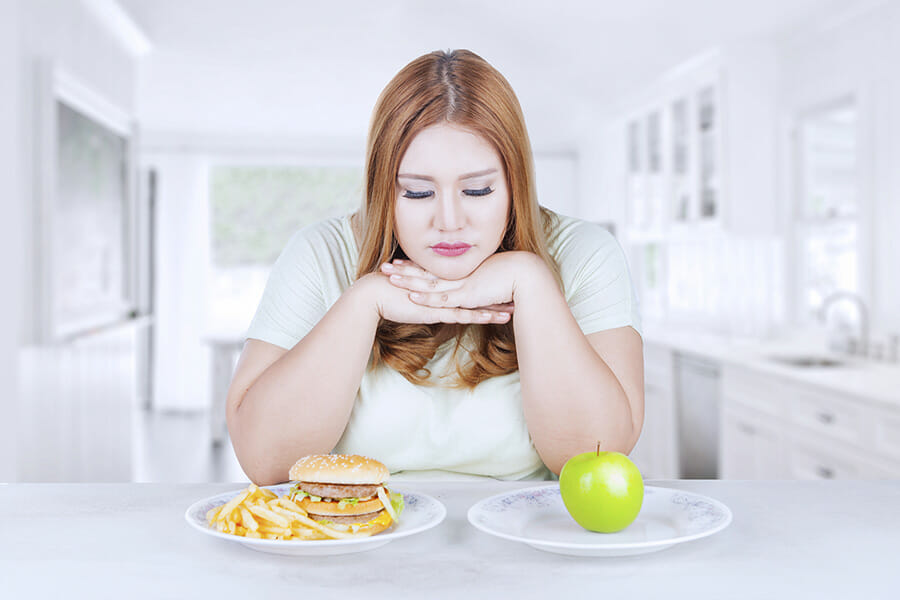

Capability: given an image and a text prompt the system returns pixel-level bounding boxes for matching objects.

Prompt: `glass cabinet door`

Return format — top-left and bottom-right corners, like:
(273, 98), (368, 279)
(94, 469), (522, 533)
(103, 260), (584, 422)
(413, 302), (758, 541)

(697, 85), (719, 220)
(670, 97), (691, 223)
(646, 110), (664, 231)
(627, 119), (646, 229)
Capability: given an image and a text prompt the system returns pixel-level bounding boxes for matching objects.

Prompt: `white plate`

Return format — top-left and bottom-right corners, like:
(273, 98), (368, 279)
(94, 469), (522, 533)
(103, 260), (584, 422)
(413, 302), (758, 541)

(467, 485), (732, 557)
(185, 484), (446, 556)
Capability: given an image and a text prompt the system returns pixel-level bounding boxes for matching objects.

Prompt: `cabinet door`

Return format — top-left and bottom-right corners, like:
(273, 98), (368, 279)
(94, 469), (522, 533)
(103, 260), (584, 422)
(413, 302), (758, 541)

(669, 96), (692, 224)
(721, 408), (783, 479)
(630, 382), (678, 479)
(787, 438), (864, 480)
(695, 83), (721, 222)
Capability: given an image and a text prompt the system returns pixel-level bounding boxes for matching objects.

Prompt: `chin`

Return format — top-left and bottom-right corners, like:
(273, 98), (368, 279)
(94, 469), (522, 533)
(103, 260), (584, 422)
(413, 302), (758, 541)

(425, 258), (481, 281)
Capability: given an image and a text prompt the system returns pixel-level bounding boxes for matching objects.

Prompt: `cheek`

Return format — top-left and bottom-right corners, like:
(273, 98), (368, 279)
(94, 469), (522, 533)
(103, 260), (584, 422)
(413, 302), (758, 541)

(485, 193), (511, 239)
(393, 202), (430, 251)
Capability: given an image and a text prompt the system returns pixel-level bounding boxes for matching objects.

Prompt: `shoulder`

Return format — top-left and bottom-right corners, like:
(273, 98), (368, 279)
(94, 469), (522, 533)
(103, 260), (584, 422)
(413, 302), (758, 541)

(542, 209), (621, 267)
(282, 214), (351, 254)
(275, 214), (355, 270)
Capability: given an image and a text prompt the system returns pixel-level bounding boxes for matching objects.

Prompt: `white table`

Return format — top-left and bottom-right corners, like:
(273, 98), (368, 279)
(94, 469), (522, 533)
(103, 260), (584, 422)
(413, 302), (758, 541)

(2, 480), (898, 598)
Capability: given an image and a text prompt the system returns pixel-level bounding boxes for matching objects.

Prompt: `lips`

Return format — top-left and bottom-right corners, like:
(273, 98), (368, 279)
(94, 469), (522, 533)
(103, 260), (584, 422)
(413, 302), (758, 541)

(431, 242), (472, 257)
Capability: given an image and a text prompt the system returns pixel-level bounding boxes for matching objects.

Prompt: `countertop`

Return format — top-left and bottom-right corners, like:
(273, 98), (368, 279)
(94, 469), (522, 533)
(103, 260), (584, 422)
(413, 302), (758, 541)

(2, 479), (899, 599)
(642, 325), (900, 409)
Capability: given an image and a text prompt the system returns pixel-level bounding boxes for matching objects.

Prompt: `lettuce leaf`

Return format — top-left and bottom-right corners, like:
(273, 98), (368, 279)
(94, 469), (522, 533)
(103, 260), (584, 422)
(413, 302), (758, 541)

(390, 491), (405, 517)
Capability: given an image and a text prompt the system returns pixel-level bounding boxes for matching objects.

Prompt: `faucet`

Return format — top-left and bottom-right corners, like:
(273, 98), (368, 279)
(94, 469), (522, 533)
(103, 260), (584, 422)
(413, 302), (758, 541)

(818, 291), (869, 356)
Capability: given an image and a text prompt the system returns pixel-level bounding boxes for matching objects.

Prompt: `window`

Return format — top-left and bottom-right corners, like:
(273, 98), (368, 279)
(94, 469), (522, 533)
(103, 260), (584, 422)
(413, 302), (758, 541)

(208, 164), (362, 331)
(793, 100), (859, 325)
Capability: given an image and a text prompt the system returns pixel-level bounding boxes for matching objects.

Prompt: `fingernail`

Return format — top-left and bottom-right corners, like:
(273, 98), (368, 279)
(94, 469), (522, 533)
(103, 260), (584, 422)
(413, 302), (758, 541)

(382, 263), (394, 272)
(409, 292), (423, 299)
(480, 312), (492, 319)
(390, 274), (402, 281)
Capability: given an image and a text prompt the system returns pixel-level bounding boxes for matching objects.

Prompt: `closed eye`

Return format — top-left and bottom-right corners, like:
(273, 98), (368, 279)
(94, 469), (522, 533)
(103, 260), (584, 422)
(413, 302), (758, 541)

(402, 190), (434, 199)
(463, 187), (493, 197)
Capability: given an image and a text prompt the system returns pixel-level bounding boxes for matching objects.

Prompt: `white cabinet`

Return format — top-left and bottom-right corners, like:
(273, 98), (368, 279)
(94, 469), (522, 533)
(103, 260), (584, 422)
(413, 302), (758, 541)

(624, 42), (778, 242)
(630, 343), (679, 479)
(787, 434), (866, 480)
(721, 406), (785, 479)
(721, 364), (900, 479)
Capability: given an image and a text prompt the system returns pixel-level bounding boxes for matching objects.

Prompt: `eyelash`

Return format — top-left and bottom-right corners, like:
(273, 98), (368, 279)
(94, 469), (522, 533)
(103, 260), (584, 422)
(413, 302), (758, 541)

(401, 187), (494, 199)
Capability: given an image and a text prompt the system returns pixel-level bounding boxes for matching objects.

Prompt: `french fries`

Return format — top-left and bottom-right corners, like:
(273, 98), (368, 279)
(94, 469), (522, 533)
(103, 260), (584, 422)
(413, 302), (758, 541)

(206, 484), (359, 541)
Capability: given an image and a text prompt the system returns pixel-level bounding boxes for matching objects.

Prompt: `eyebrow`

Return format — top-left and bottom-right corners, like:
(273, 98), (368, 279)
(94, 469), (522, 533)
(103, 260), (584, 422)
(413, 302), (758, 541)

(397, 168), (498, 182)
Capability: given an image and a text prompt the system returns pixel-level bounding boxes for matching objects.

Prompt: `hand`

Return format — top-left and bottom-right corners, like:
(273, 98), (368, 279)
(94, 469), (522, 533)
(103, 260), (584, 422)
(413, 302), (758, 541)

(356, 272), (512, 325)
(380, 251), (546, 314)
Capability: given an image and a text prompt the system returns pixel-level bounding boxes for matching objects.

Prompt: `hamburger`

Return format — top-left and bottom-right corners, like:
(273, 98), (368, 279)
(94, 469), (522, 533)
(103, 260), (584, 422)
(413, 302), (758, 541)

(287, 454), (403, 537)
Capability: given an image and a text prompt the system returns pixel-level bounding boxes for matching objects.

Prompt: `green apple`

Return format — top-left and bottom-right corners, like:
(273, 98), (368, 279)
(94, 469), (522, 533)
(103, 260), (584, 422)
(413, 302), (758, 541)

(559, 446), (644, 533)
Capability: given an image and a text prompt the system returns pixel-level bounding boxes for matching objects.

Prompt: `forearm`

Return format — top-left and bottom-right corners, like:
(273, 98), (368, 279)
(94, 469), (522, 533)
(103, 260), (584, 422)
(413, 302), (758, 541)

(513, 257), (636, 474)
(229, 278), (380, 485)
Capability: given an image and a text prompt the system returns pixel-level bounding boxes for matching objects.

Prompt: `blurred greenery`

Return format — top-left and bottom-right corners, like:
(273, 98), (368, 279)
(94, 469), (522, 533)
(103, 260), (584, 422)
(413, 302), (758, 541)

(210, 165), (363, 266)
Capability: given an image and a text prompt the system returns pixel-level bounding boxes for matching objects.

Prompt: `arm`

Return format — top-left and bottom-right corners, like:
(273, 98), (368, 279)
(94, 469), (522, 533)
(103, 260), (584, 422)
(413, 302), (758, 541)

(383, 251), (644, 476)
(226, 277), (380, 485)
(227, 272), (512, 485)
(511, 254), (644, 475)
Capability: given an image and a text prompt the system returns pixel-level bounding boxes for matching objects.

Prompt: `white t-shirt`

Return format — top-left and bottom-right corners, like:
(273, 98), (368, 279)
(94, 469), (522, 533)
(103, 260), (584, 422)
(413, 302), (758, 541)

(245, 210), (642, 481)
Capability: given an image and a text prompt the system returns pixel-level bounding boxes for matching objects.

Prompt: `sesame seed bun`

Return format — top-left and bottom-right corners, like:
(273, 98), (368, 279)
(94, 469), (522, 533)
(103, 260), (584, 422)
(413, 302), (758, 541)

(288, 454), (390, 485)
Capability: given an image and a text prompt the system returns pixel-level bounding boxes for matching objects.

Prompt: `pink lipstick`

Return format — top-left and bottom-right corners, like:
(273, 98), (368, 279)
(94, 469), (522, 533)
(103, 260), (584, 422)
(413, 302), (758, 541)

(431, 242), (472, 257)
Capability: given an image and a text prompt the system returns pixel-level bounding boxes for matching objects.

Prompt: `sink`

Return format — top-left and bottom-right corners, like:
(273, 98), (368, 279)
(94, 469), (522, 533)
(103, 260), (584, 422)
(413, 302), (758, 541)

(767, 354), (846, 368)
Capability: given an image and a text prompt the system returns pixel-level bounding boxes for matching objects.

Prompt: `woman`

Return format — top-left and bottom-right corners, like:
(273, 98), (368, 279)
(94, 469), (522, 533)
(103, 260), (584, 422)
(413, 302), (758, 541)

(226, 49), (644, 485)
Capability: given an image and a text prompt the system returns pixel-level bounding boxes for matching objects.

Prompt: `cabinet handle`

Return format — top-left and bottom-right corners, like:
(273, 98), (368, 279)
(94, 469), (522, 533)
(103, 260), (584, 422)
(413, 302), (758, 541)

(816, 412), (835, 425)
(816, 466), (835, 479)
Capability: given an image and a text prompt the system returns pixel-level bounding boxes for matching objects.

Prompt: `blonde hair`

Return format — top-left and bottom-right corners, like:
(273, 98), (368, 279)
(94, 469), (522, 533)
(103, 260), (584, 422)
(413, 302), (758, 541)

(356, 49), (561, 388)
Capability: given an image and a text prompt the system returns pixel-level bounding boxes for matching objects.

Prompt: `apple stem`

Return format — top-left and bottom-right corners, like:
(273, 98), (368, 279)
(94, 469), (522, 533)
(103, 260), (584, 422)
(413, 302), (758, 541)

(596, 441), (601, 456)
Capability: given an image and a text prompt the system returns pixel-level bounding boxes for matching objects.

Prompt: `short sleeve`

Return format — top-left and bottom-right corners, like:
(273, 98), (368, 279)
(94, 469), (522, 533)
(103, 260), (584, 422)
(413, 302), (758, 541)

(244, 229), (329, 350)
(550, 218), (642, 337)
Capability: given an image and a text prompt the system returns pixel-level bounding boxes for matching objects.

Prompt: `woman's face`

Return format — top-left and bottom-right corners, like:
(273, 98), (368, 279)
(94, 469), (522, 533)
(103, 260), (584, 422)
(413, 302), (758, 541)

(394, 122), (511, 281)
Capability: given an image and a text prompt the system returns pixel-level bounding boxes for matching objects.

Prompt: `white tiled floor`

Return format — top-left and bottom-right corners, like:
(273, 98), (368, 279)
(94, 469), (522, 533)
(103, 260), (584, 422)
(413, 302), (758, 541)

(132, 408), (249, 483)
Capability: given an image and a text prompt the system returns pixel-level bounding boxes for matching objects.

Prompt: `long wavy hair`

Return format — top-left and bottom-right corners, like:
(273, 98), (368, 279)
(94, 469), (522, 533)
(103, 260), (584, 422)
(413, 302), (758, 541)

(356, 49), (561, 388)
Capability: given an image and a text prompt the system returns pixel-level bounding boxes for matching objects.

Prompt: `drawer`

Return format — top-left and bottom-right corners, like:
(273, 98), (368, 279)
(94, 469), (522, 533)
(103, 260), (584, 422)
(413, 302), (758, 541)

(721, 365), (785, 418)
(788, 391), (868, 446)
(862, 455), (900, 479)
(873, 409), (900, 460)
(788, 442), (863, 480)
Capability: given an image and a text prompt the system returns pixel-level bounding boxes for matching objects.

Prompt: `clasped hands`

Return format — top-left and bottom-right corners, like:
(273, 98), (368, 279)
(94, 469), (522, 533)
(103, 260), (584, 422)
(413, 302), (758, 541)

(370, 251), (543, 325)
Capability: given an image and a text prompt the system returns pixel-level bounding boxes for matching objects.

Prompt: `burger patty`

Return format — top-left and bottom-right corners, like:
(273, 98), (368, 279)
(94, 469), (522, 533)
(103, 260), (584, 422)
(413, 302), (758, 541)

(308, 509), (385, 525)
(299, 482), (382, 499)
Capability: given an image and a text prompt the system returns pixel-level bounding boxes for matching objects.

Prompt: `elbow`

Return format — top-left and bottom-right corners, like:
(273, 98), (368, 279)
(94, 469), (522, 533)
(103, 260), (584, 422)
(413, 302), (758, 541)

(226, 395), (281, 485)
(245, 466), (287, 487)
(626, 404), (645, 456)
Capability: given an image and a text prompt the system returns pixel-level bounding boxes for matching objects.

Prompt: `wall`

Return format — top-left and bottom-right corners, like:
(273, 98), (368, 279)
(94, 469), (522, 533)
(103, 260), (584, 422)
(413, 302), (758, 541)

(5, 0), (139, 480)
(142, 153), (212, 412)
(576, 120), (627, 229)
(0, 0), (23, 481)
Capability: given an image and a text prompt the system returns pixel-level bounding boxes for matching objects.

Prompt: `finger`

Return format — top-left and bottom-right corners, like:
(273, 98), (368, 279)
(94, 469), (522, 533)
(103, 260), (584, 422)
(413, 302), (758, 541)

(409, 292), (511, 319)
(426, 307), (511, 325)
(409, 290), (461, 308)
(479, 303), (515, 313)
(387, 273), (463, 293)
(381, 260), (429, 278)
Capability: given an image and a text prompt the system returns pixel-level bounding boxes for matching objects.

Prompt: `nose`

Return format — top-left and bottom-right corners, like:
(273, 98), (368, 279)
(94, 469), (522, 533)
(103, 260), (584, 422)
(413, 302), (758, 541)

(433, 191), (465, 232)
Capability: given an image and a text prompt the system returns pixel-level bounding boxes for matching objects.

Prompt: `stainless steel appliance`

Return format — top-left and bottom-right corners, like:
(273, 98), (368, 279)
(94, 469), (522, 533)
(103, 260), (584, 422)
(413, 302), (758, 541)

(674, 352), (721, 478)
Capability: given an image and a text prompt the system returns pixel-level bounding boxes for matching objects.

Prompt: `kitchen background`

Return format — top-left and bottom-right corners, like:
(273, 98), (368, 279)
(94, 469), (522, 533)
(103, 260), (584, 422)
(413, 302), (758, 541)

(1, 0), (899, 483)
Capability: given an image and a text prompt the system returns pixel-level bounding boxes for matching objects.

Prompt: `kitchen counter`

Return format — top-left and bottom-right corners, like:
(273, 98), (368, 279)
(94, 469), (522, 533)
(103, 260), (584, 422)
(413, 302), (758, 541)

(642, 325), (900, 409)
(2, 479), (898, 598)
